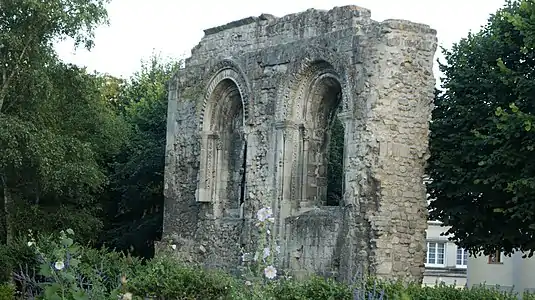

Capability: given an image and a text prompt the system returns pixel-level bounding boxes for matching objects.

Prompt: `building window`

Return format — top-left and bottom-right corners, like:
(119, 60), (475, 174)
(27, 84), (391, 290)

(456, 247), (468, 267)
(488, 250), (502, 264)
(426, 242), (446, 266)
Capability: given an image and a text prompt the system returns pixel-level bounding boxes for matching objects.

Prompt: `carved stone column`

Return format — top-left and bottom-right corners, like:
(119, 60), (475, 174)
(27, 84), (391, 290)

(337, 111), (354, 206)
(298, 126), (313, 210)
(197, 131), (219, 203)
(272, 121), (302, 235)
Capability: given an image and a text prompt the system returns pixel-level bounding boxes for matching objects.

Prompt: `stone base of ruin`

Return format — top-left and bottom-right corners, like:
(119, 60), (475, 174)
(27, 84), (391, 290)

(161, 5), (437, 282)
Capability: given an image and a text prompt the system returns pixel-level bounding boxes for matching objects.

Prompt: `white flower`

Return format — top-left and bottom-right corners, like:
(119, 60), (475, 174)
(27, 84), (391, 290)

(54, 261), (65, 270)
(267, 217), (275, 223)
(266, 229), (271, 235)
(121, 292), (133, 300)
(27, 241), (35, 247)
(171, 244), (177, 250)
(66, 228), (74, 235)
(256, 207), (273, 222)
(275, 245), (281, 254)
(264, 265), (277, 279)
(245, 280), (252, 286)
(263, 247), (270, 259)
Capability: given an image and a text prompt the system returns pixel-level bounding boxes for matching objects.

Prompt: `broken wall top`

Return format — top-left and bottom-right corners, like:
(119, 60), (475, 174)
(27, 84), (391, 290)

(186, 5), (436, 66)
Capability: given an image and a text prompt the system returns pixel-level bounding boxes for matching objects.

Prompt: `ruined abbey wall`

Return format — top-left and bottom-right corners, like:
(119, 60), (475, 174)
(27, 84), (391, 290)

(162, 5), (437, 281)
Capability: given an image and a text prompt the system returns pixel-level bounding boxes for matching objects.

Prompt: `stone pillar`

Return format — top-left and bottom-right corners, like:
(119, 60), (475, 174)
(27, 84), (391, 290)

(273, 121), (303, 234)
(299, 126), (311, 209)
(197, 131), (219, 203)
(363, 20), (437, 281)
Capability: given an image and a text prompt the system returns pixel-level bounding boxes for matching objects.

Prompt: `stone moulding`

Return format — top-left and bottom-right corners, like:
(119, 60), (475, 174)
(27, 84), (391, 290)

(162, 4), (437, 283)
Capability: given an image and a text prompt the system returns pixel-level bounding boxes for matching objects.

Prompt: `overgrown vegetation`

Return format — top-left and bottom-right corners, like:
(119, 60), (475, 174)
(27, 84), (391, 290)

(0, 229), (534, 300)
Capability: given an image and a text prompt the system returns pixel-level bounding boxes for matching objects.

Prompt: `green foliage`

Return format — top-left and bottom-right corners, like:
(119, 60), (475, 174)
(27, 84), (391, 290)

(0, 283), (15, 300)
(326, 114), (344, 206)
(428, 0), (535, 256)
(266, 276), (352, 300)
(126, 254), (236, 300)
(0, 0), (124, 249)
(5, 232), (535, 300)
(15, 229), (142, 299)
(100, 54), (181, 258)
(0, 236), (38, 283)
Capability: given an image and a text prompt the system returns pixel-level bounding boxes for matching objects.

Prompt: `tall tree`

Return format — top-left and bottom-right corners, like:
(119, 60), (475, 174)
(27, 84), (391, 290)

(0, 0), (126, 244)
(100, 55), (180, 258)
(428, 0), (535, 257)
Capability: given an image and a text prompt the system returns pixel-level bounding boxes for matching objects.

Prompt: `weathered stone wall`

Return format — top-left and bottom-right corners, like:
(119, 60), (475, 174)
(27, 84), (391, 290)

(162, 5), (437, 282)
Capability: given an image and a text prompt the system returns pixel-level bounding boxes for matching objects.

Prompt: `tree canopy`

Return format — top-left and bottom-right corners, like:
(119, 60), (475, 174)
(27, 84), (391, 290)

(428, 0), (535, 257)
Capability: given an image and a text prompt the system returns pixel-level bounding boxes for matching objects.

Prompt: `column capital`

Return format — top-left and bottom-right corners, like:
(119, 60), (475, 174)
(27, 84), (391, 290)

(201, 130), (220, 140)
(273, 120), (303, 130)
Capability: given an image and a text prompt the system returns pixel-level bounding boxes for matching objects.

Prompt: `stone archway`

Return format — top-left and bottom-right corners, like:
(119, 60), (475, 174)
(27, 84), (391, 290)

(273, 58), (350, 218)
(300, 73), (344, 207)
(197, 64), (250, 219)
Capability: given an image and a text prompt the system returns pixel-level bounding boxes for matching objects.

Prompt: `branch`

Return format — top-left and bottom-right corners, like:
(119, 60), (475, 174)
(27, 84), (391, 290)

(0, 40), (32, 113)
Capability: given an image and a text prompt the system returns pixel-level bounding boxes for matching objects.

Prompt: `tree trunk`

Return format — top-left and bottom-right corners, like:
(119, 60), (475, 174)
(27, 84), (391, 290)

(0, 175), (12, 245)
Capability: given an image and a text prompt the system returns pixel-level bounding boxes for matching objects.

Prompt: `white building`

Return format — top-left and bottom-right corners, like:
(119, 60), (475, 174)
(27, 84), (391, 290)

(467, 250), (535, 295)
(423, 220), (467, 287)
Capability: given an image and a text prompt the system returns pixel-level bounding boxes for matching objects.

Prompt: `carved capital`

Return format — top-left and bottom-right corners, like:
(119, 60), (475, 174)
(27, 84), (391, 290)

(337, 112), (353, 121)
(273, 120), (301, 130)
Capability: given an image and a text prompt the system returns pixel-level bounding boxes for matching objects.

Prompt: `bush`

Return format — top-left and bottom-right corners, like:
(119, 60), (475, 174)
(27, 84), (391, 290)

(0, 236), (39, 283)
(265, 276), (352, 300)
(126, 254), (237, 299)
(4, 227), (535, 300)
(0, 283), (15, 300)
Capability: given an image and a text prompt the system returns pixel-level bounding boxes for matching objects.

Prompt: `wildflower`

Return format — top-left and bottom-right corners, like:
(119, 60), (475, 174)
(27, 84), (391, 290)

(241, 252), (251, 262)
(256, 207), (273, 222)
(66, 228), (74, 235)
(245, 280), (252, 286)
(54, 261), (65, 270)
(264, 265), (277, 279)
(267, 229), (271, 235)
(121, 292), (133, 300)
(267, 217), (275, 223)
(171, 244), (177, 250)
(263, 247), (270, 259)
(27, 241), (35, 247)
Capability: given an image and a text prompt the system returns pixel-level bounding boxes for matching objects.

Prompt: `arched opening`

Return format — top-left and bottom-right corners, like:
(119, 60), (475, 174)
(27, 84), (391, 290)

(199, 78), (247, 218)
(301, 74), (345, 207)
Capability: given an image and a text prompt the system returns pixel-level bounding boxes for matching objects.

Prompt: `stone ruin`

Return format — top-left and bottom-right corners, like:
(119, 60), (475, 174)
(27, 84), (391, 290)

(161, 5), (437, 282)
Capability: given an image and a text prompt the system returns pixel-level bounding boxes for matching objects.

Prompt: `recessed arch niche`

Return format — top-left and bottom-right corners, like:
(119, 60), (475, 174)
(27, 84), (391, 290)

(274, 58), (349, 216)
(197, 65), (250, 219)
(299, 72), (345, 207)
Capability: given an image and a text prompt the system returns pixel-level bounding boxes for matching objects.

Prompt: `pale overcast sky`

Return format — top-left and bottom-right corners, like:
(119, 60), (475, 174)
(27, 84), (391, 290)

(55, 0), (508, 80)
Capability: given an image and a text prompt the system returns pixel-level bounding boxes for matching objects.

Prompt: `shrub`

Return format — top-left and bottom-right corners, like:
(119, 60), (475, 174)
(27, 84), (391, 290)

(126, 253), (237, 299)
(0, 236), (39, 283)
(4, 226), (535, 300)
(0, 283), (15, 300)
(266, 276), (352, 300)
(14, 229), (141, 299)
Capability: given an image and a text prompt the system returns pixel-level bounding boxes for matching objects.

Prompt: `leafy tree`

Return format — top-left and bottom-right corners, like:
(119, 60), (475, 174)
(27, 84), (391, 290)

(0, 0), (126, 244)
(100, 55), (180, 258)
(428, 0), (535, 257)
